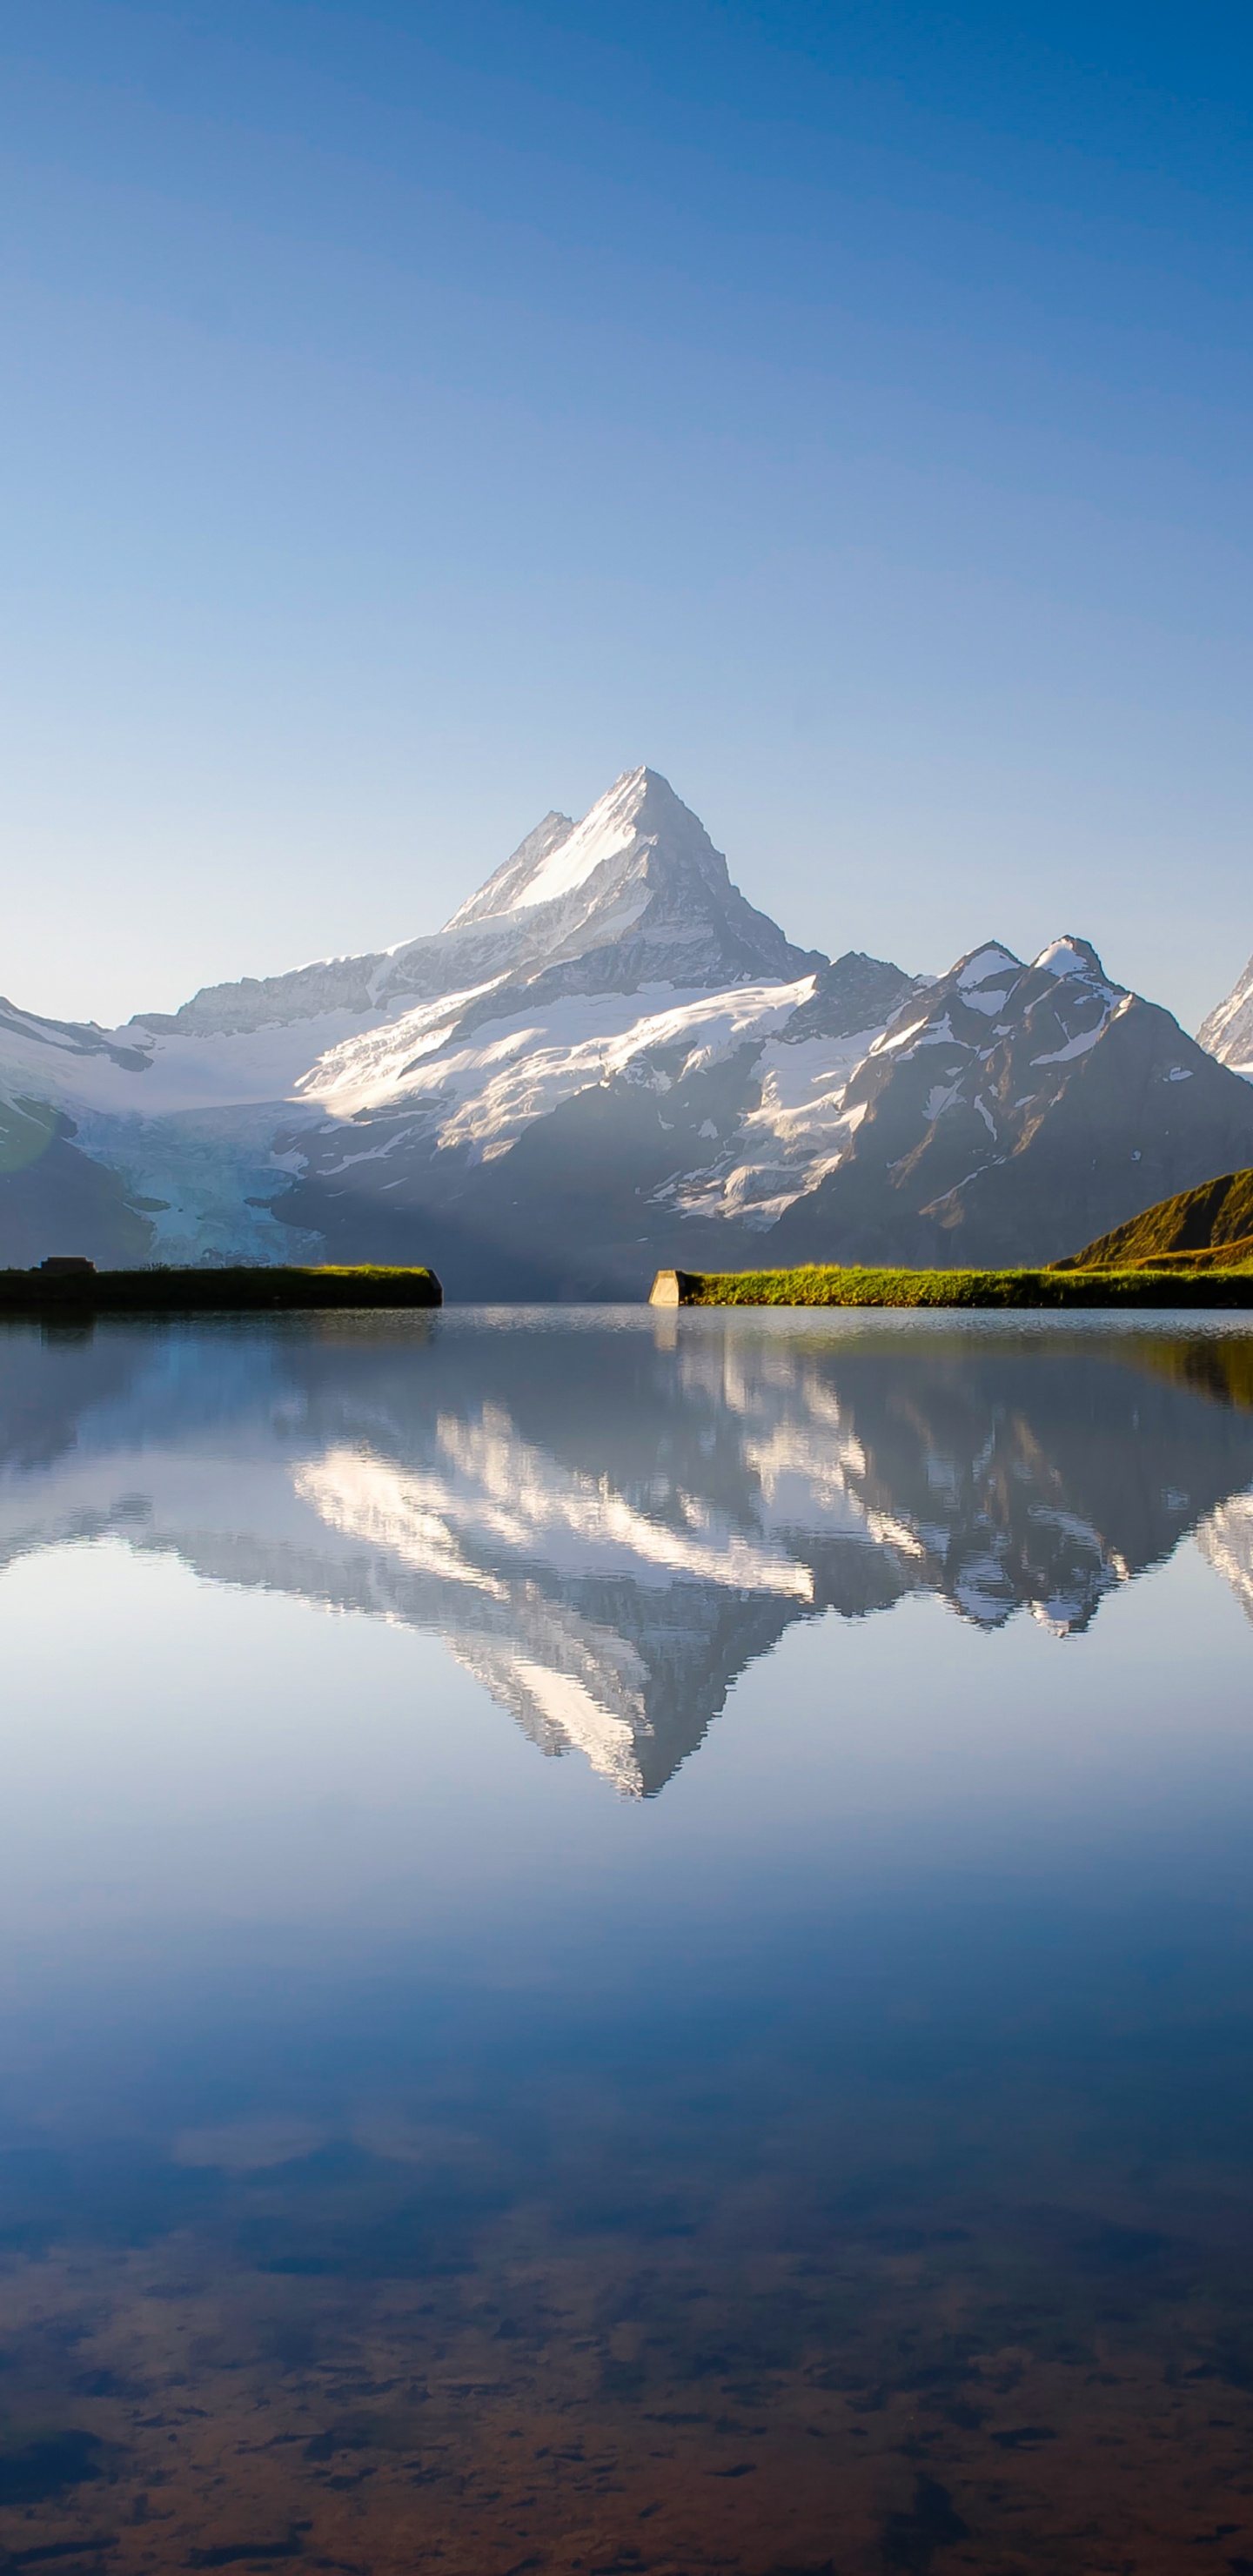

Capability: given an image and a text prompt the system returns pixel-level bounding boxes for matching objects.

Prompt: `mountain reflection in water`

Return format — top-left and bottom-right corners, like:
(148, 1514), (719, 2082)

(4, 1311), (1253, 2576)
(3, 1311), (1253, 1794)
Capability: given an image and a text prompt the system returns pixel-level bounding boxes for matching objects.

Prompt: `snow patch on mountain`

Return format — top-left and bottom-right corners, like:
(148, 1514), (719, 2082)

(955, 946), (1017, 1010)
(1199, 950), (1253, 1081)
(0, 1001), (383, 1118)
(653, 1023), (884, 1226)
(298, 978), (818, 1180)
(450, 774), (644, 919)
(441, 808), (577, 929)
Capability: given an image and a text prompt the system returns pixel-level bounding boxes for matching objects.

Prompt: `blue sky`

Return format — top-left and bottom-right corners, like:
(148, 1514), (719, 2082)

(2, 1), (1250, 1025)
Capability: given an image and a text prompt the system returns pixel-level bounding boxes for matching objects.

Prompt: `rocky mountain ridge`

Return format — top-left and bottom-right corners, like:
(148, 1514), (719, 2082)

(768, 935), (1253, 1271)
(3, 765), (1253, 1290)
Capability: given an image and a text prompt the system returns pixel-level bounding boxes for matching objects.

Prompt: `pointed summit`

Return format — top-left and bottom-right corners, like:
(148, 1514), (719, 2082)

(443, 766), (823, 988)
(446, 768), (693, 928)
(1029, 936), (1118, 991)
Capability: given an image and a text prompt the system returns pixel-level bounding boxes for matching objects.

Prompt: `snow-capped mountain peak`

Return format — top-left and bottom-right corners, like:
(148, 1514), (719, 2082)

(443, 765), (820, 992)
(510, 766), (657, 915)
(446, 768), (718, 928)
(953, 943), (1020, 1002)
(1033, 935), (1113, 987)
(442, 769), (670, 929)
(1199, 949), (1253, 1079)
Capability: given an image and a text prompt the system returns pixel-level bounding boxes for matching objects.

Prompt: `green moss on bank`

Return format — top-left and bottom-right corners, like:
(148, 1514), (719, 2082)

(0, 1265), (442, 1315)
(654, 1263), (1253, 1310)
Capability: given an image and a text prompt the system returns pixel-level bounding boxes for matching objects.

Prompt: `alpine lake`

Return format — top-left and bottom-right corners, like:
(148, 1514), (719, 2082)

(3, 1304), (1253, 2576)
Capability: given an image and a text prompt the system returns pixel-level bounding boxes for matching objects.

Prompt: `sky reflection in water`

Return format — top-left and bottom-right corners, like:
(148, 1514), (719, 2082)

(2, 1309), (1253, 2574)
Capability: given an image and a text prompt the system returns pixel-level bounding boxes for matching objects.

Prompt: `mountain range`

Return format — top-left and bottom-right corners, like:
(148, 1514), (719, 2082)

(4, 765), (1253, 1294)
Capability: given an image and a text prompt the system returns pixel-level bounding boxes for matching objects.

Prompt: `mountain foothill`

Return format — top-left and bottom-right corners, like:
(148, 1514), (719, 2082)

(3, 765), (1253, 1295)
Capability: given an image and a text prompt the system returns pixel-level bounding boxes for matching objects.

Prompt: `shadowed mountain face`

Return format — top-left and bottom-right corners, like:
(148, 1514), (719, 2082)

(3, 1315), (1253, 1796)
(4, 770), (1251, 1289)
(770, 938), (1253, 1270)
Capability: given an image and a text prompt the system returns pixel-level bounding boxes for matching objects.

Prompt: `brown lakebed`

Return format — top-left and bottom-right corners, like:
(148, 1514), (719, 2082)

(6, 2157), (1253, 2574)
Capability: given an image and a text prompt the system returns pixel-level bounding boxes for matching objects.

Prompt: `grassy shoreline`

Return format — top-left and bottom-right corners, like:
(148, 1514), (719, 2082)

(0, 1265), (442, 1315)
(649, 1264), (1253, 1310)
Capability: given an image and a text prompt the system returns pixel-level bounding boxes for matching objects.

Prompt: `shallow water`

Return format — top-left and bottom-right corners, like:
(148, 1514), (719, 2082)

(3, 1306), (1253, 2573)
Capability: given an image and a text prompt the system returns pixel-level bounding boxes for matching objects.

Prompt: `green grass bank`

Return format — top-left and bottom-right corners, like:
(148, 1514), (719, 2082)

(0, 1264), (442, 1316)
(649, 1263), (1253, 1310)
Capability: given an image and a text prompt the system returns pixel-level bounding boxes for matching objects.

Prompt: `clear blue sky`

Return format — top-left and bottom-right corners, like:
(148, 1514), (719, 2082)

(2, 1), (1250, 1028)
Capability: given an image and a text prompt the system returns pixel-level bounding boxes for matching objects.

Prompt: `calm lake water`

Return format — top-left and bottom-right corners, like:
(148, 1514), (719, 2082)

(3, 1307), (1253, 2575)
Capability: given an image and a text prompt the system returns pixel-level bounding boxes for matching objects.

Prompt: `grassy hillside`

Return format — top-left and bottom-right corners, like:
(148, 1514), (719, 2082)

(650, 1264), (1253, 1310)
(1062, 1166), (1253, 1268)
